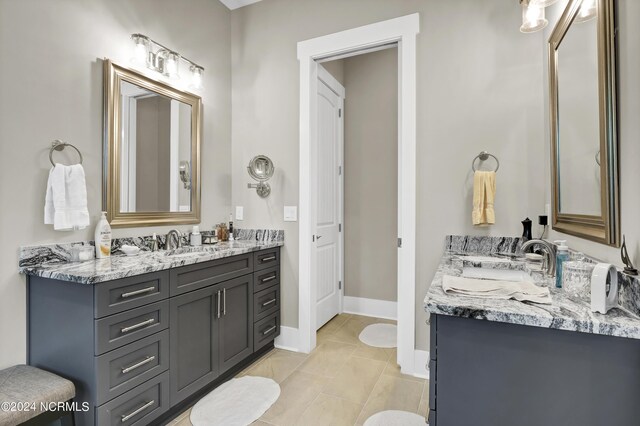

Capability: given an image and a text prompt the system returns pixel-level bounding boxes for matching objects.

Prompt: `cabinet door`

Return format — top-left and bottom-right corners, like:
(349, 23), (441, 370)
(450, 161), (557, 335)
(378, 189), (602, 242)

(169, 285), (220, 405)
(219, 275), (254, 374)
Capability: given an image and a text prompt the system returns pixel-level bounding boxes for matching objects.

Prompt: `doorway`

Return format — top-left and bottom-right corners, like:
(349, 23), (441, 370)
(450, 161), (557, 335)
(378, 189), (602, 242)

(297, 14), (420, 376)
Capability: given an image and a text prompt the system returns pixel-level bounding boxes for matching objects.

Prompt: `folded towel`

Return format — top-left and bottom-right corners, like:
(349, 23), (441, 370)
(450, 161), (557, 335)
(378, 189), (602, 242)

(44, 164), (90, 231)
(472, 171), (496, 226)
(442, 275), (551, 305)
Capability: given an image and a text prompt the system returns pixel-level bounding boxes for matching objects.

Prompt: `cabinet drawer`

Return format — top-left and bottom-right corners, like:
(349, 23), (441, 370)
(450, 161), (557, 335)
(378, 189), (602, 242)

(170, 254), (253, 296)
(94, 271), (169, 318)
(96, 330), (169, 405)
(254, 285), (280, 321)
(253, 267), (280, 293)
(254, 312), (280, 351)
(95, 301), (169, 355)
(96, 371), (169, 426)
(254, 248), (280, 271)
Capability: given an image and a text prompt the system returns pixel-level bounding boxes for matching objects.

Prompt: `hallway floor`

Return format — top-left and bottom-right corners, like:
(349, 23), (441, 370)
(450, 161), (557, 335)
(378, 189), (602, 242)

(168, 314), (429, 425)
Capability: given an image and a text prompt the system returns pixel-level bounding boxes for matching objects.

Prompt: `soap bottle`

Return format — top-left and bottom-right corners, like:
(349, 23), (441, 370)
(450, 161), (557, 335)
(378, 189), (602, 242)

(228, 214), (234, 241)
(95, 212), (112, 258)
(555, 240), (570, 288)
(190, 226), (202, 246)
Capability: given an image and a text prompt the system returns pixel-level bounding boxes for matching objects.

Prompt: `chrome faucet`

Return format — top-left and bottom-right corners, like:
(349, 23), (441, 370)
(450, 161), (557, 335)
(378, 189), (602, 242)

(521, 239), (557, 276)
(166, 229), (182, 250)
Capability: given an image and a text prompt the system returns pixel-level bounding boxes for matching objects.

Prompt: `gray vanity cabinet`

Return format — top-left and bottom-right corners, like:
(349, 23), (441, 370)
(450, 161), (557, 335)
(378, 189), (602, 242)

(27, 247), (280, 426)
(169, 285), (220, 405)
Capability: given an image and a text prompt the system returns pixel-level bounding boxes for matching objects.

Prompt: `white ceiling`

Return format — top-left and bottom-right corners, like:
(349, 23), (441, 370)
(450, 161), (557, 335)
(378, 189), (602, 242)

(218, 0), (263, 10)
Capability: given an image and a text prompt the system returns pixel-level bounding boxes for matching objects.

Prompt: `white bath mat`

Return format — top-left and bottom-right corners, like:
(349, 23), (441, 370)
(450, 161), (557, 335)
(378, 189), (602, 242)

(364, 410), (426, 426)
(359, 323), (397, 348)
(190, 376), (280, 426)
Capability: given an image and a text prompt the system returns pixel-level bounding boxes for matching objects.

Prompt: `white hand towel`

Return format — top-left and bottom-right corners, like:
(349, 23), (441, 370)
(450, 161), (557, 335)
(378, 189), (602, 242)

(44, 164), (90, 231)
(442, 275), (552, 305)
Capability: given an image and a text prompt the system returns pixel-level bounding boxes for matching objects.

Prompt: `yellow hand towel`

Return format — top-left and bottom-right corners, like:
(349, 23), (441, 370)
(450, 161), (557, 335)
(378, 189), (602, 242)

(472, 171), (496, 226)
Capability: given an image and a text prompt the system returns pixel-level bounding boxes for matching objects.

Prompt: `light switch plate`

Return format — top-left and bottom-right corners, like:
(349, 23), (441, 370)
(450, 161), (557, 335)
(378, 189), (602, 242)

(235, 206), (244, 221)
(284, 206), (298, 222)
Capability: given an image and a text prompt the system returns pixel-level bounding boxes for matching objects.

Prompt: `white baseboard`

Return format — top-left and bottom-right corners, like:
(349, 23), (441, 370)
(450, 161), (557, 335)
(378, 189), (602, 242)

(343, 296), (397, 320)
(412, 349), (430, 379)
(274, 326), (301, 352)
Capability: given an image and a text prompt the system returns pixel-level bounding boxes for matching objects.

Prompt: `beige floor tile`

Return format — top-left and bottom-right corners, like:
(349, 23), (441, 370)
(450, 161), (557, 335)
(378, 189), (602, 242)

(355, 374), (424, 424)
(297, 340), (357, 378)
(418, 380), (430, 417)
(251, 421), (276, 425)
(297, 393), (363, 426)
(323, 355), (386, 404)
(243, 350), (307, 383)
(260, 371), (330, 426)
(352, 342), (394, 362)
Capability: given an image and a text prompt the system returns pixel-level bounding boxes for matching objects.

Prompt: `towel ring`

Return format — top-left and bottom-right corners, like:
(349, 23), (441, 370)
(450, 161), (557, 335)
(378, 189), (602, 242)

(471, 151), (499, 172)
(49, 140), (83, 166)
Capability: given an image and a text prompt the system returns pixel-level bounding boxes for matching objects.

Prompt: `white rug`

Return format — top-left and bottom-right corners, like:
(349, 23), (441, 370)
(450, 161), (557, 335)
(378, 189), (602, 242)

(358, 323), (397, 348)
(190, 376), (280, 426)
(363, 410), (426, 426)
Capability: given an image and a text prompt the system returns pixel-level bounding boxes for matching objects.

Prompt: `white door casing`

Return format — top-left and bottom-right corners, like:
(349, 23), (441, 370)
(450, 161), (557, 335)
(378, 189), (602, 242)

(297, 13), (419, 376)
(315, 66), (345, 330)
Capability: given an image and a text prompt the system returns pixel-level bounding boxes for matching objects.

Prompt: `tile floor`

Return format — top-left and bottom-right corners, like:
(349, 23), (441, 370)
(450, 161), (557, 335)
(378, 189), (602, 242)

(167, 314), (429, 426)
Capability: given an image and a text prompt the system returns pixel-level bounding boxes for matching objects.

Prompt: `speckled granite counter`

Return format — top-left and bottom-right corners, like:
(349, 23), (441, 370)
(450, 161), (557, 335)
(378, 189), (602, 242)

(425, 236), (640, 340)
(19, 229), (284, 285)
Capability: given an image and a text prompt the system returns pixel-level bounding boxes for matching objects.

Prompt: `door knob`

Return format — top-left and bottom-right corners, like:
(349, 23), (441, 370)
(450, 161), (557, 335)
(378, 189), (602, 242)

(316, 235), (322, 240)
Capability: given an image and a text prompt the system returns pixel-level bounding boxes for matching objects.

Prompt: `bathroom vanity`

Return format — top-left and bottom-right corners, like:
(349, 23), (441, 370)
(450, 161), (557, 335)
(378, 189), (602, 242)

(21, 240), (282, 426)
(425, 236), (640, 426)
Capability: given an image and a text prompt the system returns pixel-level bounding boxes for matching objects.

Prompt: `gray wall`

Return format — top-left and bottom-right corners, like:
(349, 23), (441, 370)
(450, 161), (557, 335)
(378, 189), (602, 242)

(329, 49), (399, 303)
(544, 0), (640, 264)
(230, 0), (546, 351)
(0, 0), (231, 369)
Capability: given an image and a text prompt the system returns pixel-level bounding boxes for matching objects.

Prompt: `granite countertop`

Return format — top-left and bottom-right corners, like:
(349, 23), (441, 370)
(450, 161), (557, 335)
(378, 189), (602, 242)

(425, 251), (640, 340)
(19, 240), (283, 285)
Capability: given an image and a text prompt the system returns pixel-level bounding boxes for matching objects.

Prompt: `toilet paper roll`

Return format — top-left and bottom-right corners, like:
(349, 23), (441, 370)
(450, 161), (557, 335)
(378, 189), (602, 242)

(591, 263), (618, 314)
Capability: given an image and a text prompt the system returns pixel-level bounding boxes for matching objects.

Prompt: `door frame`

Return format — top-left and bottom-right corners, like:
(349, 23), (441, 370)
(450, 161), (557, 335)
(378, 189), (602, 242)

(316, 64), (345, 326)
(297, 13), (419, 375)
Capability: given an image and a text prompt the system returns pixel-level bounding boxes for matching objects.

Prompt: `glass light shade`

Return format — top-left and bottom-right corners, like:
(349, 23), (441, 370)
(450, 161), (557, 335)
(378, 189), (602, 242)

(520, 0), (548, 33)
(575, 0), (597, 23)
(165, 52), (180, 79)
(131, 34), (149, 65)
(530, 0), (559, 6)
(190, 65), (204, 89)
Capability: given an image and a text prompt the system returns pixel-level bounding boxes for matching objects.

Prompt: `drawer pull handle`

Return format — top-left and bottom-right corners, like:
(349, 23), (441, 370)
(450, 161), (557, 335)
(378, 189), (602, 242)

(121, 318), (155, 334)
(121, 286), (156, 299)
(121, 356), (156, 374)
(261, 274), (277, 283)
(121, 400), (155, 422)
(262, 325), (277, 336)
(260, 255), (276, 263)
(217, 290), (221, 319)
(223, 288), (227, 316)
(261, 298), (277, 307)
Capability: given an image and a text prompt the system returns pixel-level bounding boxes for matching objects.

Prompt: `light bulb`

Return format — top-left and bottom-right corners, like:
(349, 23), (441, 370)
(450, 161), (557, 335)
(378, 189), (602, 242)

(165, 52), (180, 79)
(190, 65), (204, 89)
(131, 34), (149, 65)
(575, 0), (597, 23)
(520, 0), (548, 33)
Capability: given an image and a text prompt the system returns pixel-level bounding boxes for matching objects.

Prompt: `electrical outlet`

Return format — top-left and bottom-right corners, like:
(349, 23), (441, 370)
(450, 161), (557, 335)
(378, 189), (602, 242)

(235, 206), (244, 221)
(284, 206), (297, 222)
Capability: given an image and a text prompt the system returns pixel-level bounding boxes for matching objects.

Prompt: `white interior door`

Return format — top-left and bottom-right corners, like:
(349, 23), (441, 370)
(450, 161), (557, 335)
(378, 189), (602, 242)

(315, 69), (344, 330)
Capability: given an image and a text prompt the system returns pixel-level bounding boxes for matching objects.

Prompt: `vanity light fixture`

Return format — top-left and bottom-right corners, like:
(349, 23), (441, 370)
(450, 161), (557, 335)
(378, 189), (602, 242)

(520, 0), (548, 33)
(575, 0), (597, 23)
(130, 33), (205, 88)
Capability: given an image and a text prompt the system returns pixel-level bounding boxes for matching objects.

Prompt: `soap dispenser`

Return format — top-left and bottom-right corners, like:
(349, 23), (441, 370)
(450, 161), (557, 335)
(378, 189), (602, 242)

(521, 218), (532, 242)
(555, 240), (570, 288)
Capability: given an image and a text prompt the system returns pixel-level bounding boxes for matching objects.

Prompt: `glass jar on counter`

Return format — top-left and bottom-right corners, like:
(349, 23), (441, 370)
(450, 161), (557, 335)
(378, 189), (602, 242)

(562, 253), (595, 300)
(217, 223), (229, 242)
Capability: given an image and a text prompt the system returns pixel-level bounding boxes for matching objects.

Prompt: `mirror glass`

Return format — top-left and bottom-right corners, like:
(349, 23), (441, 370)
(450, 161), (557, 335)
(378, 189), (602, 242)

(104, 60), (201, 228)
(556, 15), (600, 215)
(549, 0), (619, 246)
(119, 80), (193, 213)
(248, 155), (275, 182)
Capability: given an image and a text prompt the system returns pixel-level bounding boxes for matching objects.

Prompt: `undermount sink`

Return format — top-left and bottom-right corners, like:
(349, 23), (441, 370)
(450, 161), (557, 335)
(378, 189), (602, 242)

(461, 267), (532, 282)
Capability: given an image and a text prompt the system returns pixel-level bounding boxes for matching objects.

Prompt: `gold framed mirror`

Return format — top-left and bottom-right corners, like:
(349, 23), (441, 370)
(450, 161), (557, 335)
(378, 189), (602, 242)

(549, 0), (619, 246)
(103, 60), (202, 227)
